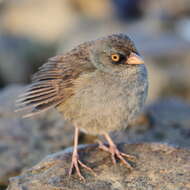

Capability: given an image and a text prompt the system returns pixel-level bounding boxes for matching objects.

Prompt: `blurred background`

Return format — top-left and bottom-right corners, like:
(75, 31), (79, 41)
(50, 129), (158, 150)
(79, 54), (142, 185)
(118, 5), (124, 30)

(0, 0), (190, 101)
(0, 0), (190, 189)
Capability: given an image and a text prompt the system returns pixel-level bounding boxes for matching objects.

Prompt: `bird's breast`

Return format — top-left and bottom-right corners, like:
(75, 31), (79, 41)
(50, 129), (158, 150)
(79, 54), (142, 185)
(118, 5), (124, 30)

(57, 66), (148, 135)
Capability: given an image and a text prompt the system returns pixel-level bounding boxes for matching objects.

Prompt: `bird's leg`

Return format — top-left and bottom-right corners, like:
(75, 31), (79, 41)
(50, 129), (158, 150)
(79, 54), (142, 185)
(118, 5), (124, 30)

(99, 133), (136, 170)
(69, 127), (95, 181)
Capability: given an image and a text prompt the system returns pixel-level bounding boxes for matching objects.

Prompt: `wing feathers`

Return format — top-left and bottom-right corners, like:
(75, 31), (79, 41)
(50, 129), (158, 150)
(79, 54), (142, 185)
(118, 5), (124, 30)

(16, 48), (95, 118)
(17, 87), (55, 98)
(16, 91), (57, 105)
(21, 100), (63, 118)
(15, 57), (70, 117)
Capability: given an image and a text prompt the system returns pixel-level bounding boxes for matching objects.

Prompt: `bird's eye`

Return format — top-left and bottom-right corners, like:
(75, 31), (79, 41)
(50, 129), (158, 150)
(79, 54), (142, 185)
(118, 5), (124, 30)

(111, 54), (120, 62)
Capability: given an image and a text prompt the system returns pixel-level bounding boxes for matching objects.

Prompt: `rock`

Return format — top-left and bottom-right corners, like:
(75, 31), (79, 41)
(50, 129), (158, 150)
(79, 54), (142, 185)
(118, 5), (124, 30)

(7, 143), (190, 190)
(0, 85), (74, 186)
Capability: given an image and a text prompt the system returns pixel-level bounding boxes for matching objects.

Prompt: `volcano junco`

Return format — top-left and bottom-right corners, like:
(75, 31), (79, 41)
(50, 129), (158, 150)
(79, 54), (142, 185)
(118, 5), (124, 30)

(16, 34), (148, 180)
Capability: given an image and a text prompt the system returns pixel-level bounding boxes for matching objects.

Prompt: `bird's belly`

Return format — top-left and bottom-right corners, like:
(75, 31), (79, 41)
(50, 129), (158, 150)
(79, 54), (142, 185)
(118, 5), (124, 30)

(75, 95), (130, 134)
(57, 72), (148, 135)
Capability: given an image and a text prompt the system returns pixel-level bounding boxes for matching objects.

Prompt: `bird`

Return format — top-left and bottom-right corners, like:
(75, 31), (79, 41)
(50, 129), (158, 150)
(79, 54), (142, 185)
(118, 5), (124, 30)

(16, 33), (148, 180)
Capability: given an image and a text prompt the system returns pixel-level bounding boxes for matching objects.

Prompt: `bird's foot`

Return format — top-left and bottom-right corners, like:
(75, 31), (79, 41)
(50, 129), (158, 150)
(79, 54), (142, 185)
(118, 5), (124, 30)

(98, 140), (136, 170)
(69, 152), (96, 181)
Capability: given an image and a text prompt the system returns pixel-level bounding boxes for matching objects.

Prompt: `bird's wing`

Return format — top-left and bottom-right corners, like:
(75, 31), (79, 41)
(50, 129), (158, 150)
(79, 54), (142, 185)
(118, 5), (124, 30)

(15, 52), (95, 118)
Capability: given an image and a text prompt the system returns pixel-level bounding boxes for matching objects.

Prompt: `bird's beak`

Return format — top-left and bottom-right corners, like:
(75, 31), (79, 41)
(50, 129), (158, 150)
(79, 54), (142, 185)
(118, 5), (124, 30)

(126, 52), (144, 65)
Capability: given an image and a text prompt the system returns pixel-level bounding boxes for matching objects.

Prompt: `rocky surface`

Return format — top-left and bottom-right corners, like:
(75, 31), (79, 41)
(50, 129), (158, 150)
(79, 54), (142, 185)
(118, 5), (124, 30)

(7, 143), (190, 190)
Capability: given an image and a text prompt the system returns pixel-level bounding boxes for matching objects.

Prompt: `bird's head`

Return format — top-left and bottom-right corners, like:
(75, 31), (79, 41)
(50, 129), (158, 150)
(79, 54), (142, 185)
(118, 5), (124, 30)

(90, 34), (144, 75)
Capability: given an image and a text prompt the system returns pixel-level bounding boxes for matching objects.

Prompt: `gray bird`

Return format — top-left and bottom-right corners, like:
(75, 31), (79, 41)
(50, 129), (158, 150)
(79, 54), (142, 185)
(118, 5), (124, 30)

(16, 34), (148, 180)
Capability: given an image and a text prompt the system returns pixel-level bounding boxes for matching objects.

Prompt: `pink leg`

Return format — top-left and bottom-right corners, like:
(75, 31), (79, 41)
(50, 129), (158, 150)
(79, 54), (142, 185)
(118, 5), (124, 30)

(69, 127), (95, 181)
(98, 133), (136, 170)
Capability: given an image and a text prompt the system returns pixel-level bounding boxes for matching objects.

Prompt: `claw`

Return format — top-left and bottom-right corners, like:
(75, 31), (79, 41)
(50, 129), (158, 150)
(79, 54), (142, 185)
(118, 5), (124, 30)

(120, 152), (137, 161)
(98, 134), (136, 170)
(68, 152), (96, 181)
(69, 155), (85, 181)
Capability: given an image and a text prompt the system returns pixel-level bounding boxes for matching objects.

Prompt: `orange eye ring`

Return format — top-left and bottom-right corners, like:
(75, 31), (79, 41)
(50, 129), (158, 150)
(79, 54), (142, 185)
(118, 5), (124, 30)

(111, 54), (120, 62)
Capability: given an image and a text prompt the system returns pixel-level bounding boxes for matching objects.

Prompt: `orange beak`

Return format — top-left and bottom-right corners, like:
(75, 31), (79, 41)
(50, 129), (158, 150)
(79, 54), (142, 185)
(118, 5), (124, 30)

(126, 52), (144, 65)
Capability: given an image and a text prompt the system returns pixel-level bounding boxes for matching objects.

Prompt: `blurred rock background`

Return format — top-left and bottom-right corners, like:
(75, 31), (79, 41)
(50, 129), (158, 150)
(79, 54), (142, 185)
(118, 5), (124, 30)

(0, 0), (190, 189)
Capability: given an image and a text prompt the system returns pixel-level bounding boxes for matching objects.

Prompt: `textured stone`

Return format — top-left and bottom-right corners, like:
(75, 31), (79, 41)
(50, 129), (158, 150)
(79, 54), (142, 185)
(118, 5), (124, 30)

(7, 143), (190, 190)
